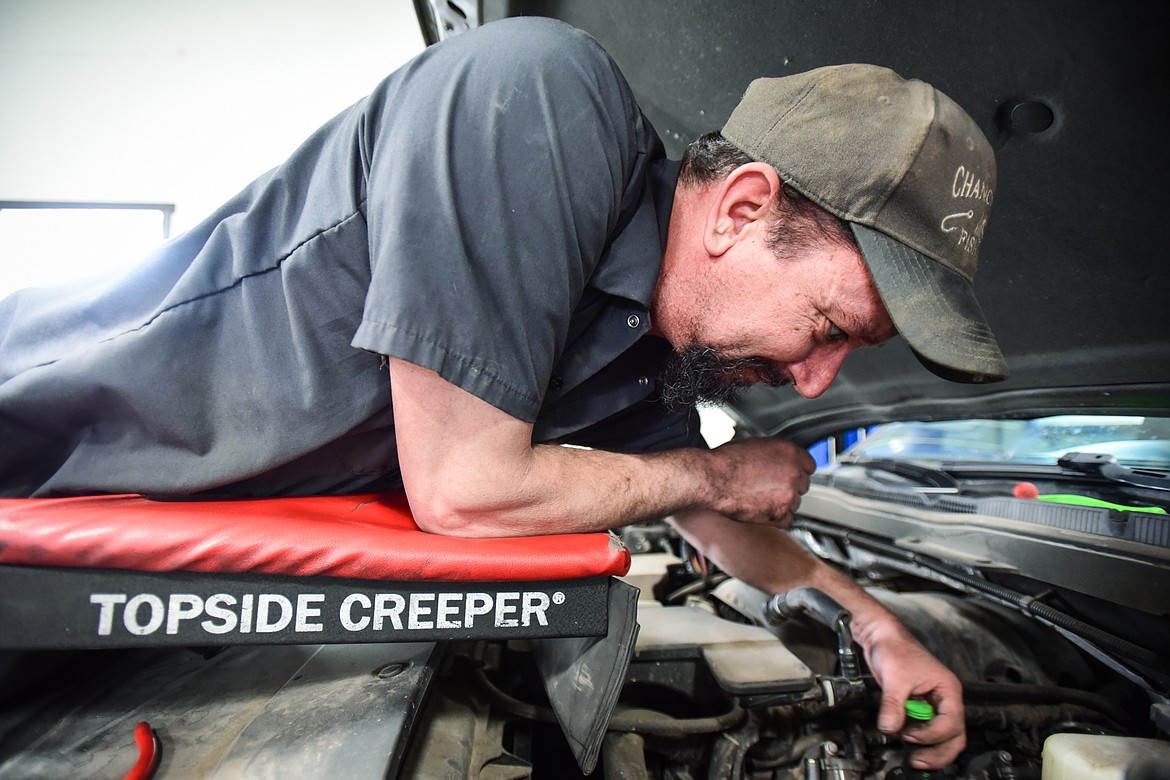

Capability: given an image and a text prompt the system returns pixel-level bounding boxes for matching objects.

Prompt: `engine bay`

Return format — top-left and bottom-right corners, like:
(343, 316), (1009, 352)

(405, 513), (1168, 780)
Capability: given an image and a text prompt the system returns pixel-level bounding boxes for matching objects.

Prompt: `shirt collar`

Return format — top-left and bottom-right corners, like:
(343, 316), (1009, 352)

(588, 155), (680, 308)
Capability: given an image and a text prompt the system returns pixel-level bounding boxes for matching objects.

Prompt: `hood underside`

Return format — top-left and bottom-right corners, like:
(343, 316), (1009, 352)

(471, 0), (1170, 443)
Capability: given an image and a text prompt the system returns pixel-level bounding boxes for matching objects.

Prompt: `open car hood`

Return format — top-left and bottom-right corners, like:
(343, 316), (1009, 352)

(433, 0), (1170, 444)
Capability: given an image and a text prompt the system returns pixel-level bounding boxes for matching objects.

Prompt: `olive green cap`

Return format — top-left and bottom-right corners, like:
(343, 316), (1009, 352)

(722, 64), (1008, 383)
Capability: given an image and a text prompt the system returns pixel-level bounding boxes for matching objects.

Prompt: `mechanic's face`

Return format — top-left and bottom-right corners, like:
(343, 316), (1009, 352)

(656, 226), (896, 404)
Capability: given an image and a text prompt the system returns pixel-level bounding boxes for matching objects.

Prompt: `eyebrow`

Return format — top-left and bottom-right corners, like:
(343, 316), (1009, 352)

(843, 315), (892, 347)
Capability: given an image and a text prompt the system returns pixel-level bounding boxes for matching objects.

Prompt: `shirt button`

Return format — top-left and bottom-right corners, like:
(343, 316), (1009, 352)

(638, 376), (649, 387)
(627, 314), (641, 329)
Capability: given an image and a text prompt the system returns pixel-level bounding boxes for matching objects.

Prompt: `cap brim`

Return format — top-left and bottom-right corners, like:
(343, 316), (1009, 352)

(850, 223), (1008, 383)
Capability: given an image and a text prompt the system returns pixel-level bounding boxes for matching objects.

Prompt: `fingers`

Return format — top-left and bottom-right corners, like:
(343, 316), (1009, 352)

(707, 437), (815, 524)
(868, 635), (966, 770)
(877, 693), (907, 736)
(902, 705), (961, 747)
(878, 693), (964, 769)
(902, 696), (965, 768)
(903, 712), (966, 770)
(761, 481), (805, 526)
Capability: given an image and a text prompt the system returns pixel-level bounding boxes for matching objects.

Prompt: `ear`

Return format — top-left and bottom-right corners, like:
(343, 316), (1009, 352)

(703, 162), (782, 257)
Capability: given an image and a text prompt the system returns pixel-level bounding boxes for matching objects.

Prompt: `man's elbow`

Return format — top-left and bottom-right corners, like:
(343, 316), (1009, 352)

(406, 483), (537, 538)
(401, 457), (546, 538)
(408, 494), (486, 537)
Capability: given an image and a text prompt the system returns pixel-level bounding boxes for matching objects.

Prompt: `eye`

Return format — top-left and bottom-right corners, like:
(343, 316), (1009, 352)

(827, 321), (849, 342)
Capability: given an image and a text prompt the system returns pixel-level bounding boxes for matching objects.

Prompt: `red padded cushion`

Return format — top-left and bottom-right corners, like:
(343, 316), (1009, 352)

(0, 492), (630, 582)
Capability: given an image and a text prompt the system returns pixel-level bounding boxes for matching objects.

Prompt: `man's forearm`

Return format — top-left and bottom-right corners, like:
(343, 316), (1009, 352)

(416, 442), (710, 536)
(391, 351), (815, 536)
(410, 434), (819, 536)
(667, 507), (909, 646)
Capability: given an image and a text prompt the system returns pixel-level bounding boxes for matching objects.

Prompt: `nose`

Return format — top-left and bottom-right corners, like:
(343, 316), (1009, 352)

(790, 346), (850, 399)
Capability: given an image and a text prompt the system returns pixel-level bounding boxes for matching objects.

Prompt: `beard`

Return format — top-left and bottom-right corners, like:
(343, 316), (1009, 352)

(657, 345), (792, 412)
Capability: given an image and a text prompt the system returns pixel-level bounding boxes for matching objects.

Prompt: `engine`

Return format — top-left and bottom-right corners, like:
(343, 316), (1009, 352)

(401, 519), (1166, 780)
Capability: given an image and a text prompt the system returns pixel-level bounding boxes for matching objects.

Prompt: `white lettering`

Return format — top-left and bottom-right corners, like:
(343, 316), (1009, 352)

(495, 592), (519, 628)
(521, 592), (550, 627)
(124, 594), (165, 636)
(202, 594), (238, 634)
(82, 589), (566, 636)
(240, 593), (254, 633)
(255, 594), (292, 633)
(408, 593), (435, 630)
(341, 593), (371, 631)
(464, 592), (493, 628)
(374, 593), (405, 630)
(84, 588), (564, 638)
(166, 594), (204, 635)
(436, 593), (462, 629)
(951, 165), (993, 205)
(90, 593), (127, 636)
(295, 594), (325, 632)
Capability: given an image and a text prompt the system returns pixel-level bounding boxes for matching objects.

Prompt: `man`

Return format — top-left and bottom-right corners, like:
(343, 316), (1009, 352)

(0, 17), (1005, 769)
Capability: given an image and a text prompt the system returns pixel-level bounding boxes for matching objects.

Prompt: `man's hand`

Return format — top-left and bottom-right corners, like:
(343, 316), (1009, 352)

(706, 439), (815, 526)
(669, 508), (967, 771)
(864, 625), (966, 769)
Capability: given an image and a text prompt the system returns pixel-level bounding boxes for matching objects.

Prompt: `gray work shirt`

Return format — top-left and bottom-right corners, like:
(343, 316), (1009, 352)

(0, 18), (701, 498)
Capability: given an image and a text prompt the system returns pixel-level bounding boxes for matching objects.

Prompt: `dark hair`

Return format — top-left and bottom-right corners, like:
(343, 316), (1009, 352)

(679, 131), (856, 260)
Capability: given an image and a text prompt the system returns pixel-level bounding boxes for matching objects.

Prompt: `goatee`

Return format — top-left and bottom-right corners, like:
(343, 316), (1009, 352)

(657, 346), (791, 412)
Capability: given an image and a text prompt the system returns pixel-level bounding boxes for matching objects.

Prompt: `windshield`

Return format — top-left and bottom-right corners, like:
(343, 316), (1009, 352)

(843, 415), (1170, 470)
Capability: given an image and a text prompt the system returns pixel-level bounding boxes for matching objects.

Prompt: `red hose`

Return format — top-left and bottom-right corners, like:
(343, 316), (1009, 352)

(124, 722), (160, 780)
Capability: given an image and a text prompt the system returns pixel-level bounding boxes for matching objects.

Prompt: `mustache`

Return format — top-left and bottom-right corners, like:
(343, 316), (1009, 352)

(657, 346), (791, 412)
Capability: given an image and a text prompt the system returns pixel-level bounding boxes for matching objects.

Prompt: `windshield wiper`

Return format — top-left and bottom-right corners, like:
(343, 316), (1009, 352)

(1058, 451), (1170, 493)
(835, 457), (960, 492)
(834, 452), (1170, 502)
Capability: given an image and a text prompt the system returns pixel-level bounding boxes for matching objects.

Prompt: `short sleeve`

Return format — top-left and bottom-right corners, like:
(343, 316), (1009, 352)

(351, 18), (652, 422)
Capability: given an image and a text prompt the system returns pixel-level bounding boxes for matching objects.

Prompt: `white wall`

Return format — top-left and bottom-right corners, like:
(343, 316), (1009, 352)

(0, 0), (426, 234)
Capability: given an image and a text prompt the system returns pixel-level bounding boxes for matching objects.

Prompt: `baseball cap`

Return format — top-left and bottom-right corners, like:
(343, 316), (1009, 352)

(722, 64), (1008, 383)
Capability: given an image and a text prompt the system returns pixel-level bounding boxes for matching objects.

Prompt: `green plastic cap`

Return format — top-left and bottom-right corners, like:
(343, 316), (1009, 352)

(905, 699), (935, 721)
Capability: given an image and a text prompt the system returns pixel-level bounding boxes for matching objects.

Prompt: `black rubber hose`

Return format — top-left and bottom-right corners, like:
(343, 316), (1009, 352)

(940, 564), (1167, 672)
(796, 520), (1170, 672)
(602, 733), (651, 780)
(608, 703), (747, 736)
(962, 680), (1136, 730)
(766, 587), (861, 679)
(664, 573), (729, 604)
(707, 723), (759, 779)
